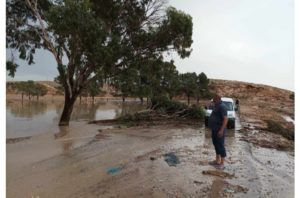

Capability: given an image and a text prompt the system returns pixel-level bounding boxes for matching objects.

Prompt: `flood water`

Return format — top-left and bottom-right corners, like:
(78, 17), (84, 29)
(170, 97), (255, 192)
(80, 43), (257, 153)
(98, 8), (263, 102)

(6, 99), (294, 198)
(6, 100), (146, 138)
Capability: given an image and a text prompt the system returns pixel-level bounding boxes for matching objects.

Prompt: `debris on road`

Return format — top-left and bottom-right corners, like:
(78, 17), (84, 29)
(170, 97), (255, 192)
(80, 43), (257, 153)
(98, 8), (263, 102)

(193, 180), (204, 185)
(164, 152), (180, 167)
(224, 188), (235, 193)
(202, 170), (234, 178)
(106, 167), (122, 175)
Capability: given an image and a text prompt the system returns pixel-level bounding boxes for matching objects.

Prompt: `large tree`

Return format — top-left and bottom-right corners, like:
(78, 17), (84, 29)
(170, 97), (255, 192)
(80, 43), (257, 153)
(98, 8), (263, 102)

(7, 0), (193, 126)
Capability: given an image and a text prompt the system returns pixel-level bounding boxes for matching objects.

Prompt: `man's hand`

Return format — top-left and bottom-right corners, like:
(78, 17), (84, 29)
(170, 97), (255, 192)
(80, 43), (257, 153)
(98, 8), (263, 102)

(217, 130), (224, 138)
(218, 116), (228, 138)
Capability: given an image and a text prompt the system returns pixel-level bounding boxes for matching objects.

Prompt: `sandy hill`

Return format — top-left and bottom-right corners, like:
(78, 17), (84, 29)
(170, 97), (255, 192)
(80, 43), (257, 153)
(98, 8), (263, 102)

(209, 79), (293, 101)
(7, 79), (294, 100)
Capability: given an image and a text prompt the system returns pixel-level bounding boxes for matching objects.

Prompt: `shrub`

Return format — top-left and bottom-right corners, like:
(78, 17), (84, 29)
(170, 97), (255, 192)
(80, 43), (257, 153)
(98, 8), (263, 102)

(187, 105), (205, 119)
(150, 96), (187, 114)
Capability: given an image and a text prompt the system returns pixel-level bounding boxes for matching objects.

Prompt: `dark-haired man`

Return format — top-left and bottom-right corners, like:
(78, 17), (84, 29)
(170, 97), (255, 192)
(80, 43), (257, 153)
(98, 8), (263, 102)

(208, 94), (228, 169)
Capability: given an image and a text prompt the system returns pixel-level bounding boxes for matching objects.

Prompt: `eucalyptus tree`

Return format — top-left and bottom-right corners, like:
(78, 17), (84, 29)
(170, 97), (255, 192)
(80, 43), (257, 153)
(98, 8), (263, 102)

(7, 0), (193, 125)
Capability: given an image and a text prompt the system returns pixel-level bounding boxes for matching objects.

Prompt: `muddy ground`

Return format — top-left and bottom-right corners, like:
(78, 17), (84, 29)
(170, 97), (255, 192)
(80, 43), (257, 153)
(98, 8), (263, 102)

(7, 116), (294, 198)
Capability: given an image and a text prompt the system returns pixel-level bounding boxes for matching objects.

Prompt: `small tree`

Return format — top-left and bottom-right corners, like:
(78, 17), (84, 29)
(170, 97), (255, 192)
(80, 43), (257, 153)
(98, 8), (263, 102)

(87, 80), (103, 103)
(6, 61), (19, 78)
(160, 61), (180, 100)
(180, 72), (198, 105)
(195, 72), (210, 103)
(33, 83), (48, 100)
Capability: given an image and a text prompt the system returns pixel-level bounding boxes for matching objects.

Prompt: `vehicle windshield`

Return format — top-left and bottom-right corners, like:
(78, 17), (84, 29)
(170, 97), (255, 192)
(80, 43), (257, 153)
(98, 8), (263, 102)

(222, 101), (233, 111)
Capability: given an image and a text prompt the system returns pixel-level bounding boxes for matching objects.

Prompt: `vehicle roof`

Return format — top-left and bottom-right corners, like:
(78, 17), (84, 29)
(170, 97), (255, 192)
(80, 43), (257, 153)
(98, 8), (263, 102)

(221, 97), (234, 102)
(209, 97), (234, 102)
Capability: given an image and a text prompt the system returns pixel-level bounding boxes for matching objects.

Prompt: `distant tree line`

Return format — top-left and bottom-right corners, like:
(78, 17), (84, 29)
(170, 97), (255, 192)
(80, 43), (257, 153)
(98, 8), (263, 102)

(8, 81), (48, 101)
(110, 59), (212, 105)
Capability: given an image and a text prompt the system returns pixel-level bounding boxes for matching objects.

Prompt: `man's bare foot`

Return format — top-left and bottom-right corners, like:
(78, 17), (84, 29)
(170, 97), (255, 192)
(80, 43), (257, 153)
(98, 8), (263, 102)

(209, 160), (219, 165)
(214, 163), (225, 170)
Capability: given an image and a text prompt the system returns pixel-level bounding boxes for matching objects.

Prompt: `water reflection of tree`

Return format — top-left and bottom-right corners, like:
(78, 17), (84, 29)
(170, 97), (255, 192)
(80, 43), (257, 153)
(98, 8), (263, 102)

(115, 102), (146, 118)
(8, 101), (48, 118)
(71, 102), (103, 121)
(54, 126), (73, 155)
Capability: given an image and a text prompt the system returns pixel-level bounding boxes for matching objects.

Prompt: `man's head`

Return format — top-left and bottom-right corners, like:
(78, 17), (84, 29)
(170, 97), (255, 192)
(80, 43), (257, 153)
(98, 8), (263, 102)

(213, 94), (221, 104)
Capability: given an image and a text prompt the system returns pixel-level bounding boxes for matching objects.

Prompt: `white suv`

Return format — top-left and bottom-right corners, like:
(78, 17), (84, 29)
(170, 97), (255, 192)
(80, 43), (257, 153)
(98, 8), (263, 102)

(204, 97), (236, 129)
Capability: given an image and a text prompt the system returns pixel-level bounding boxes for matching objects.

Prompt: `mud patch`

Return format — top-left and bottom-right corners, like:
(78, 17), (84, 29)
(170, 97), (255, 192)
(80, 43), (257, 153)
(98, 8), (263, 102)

(94, 133), (110, 140)
(6, 136), (31, 144)
(134, 149), (162, 162)
(209, 179), (248, 198)
(202, 170), (235, 179)
(240, 130), (293, 151)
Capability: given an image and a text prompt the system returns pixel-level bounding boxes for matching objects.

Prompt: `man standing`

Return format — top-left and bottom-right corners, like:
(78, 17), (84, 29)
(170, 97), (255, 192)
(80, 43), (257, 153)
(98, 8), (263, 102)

(208, 94), (228, 169)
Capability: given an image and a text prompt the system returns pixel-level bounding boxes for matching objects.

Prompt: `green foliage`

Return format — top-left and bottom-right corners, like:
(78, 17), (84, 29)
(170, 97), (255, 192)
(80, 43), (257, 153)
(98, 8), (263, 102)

(179, 72), (198, 103)
(150, 95), (205, 119)
(87, 80), (103, 98)
(195, 72), (211, 100)
(6, 61), (19, 78)
(151, 95), (187, 113)
(32, 83), (48, 97)
(188, 105), (205, 119)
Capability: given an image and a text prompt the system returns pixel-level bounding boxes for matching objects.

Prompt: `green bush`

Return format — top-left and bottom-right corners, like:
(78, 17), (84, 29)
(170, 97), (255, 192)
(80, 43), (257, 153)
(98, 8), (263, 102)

(150, 96), (187, 113)
(187, 105), (205, 119)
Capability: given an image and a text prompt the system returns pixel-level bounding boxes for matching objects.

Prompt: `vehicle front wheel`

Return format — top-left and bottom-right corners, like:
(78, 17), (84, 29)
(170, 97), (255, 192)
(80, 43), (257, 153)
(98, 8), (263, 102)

(204, 117), (209, 127)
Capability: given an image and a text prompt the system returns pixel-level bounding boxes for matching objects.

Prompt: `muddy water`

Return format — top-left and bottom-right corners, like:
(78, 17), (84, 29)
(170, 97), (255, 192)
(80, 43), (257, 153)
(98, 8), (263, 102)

(6, 101), (294, 198)
(6, 100), (145, 138)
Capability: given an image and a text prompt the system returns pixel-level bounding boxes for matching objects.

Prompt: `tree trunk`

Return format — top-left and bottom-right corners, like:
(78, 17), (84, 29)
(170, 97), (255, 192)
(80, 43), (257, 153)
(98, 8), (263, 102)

(59, 94), (77, 126)
(92, 96), (95, 103)
(122, 97), (125, 102)
(21, 93), (24, 102)
(187, 96), (190, 105)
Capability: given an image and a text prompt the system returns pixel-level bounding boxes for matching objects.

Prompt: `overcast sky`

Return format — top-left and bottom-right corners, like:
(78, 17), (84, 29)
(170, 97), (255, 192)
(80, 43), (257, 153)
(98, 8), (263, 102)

(6, 0), (294, 91)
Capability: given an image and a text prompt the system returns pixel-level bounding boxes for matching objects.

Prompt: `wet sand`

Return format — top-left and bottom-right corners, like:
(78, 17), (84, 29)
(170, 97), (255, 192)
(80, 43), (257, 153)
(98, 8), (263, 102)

(7, 120), (294, 197)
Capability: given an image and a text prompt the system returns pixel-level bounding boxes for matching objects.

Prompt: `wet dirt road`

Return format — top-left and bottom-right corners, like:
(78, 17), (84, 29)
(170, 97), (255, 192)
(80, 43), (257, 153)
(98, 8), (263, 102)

(7, 117), (294, 197)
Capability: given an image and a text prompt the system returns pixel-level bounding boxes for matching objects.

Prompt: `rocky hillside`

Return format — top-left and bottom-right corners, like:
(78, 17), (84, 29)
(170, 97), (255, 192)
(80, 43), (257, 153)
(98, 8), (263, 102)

(209, 79), (294, 148)
(209, 79), (293, 102)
